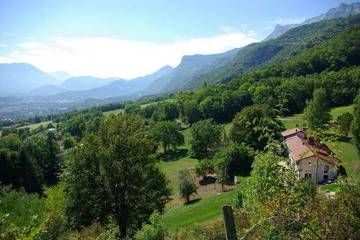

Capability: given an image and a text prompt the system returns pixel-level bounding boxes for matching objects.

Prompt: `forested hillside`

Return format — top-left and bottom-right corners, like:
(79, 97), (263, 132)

(185, 14), (360, 89)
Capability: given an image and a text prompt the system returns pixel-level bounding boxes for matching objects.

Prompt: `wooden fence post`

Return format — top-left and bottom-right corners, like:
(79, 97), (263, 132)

(222, 205), (237, 240)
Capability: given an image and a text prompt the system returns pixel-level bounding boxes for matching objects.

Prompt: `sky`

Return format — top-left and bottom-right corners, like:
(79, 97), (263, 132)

(0, 0), (358, 79)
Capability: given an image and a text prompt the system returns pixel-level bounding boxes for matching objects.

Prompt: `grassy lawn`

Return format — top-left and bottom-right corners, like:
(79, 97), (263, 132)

(279, 104), (354, 130)
(158, 127), (196, 194)
(159, 121), (242, 232)
(327, 140), (360, 182)
(163, 190), (236, 232)
(320, 183), (340, 192)
(18, 121), (53, 130)
(158, 156), (196, 194)
(103, 108), (124, 116)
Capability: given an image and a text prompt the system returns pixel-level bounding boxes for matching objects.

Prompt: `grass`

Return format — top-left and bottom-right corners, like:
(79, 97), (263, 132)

(320, 183), (340, 192)
(158, 156), (196, 194)
(279, 104), (354, 130)
(163, 190), (237, 232)
(18, 121), (53, 130)
(158, 121), (241, 232)
(158, 127), (196, 193)
(103, 108), (124, 116)
(327, 140), (360, 181)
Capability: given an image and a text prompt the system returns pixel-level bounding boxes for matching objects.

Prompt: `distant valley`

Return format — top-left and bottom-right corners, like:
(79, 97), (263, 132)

(1, 2), (360, 119)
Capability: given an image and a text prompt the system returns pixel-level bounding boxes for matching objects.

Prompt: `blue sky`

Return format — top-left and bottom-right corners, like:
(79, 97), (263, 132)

(0, 0), (358, 79)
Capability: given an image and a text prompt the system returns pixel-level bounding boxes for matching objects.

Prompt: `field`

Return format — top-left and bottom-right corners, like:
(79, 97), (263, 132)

(159, 122), (243, 231)
(163, 190), (236, 232)
(279, 105), (354, 130)
(18, 121), (53, 130)
(103, 108), (124, 116)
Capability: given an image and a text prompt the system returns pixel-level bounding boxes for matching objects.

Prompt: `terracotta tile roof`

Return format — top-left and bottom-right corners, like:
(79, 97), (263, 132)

(284, 135), (314, 161)
(282, 128), (339, 165)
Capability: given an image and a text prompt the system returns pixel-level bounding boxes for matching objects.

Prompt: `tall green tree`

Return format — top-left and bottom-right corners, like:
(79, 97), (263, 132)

(224, 143), (254, 178)
(303, 88), (331, 129)
(152, 102), (179, 122)
(190, 119), (222, 159)
(337, 112), (353, 136)
(150, 121), (184, 153)
(352, 94), (360, 151)
(183, 100), (202, 124)
(178, 169), (197, 204)
(65, 115), (170, 238)
(230, 105), (284, 150)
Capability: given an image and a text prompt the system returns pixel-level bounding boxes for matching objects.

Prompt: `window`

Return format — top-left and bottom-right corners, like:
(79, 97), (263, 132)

(324, 165), (329, 174)
(323, 175), (329, 181)
(304, 173), (312, 179)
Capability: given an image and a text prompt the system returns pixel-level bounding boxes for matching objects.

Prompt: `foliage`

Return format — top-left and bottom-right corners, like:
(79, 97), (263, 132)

(179, 169), (197, 203)
(195, 159), (215, 178)
(303, 88), (331, 129)
(63, 133), (76, 149)
(183, 100), (203, 124)
(190, 119), (222, 159)
(150, 121), (184, 153)
(224, 143), (254, 178)
(135, 211), (168, 240)
(337, 112), (353, 136)
(124, 103), (141, 115)
(230, 105), (284, 150)
(237, 152), (319, 239)
(153, 102), (179, 121)
(0, 188), (46, 239)
(65, 114), (171, 238)
(139, 104), (158, 119)
(0, 131), (60, 193)
(352, 94), (360, 151)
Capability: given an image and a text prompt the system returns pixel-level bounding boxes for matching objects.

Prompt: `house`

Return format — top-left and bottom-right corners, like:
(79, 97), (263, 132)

(282, 128), (339, 183)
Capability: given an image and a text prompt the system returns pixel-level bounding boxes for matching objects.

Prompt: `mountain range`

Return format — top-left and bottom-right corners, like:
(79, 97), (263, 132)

(0, 2), (360, 102)
(265, 2), (360, 40)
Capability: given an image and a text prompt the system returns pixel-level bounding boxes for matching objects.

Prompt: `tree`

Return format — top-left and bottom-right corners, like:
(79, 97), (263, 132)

(150, 121), (184, 153)
(351, 94), (360, 151)
(303, 88), (331, 129)
(135, 211), (168, 240)
(0, 133), (21, 151)
(230, 105), (284, 150)
(221, 90), (252, 122)
(224, 144), (253, 178)
(183, 100), (202, 124)
(190, 119), (222, 159)
(124, 103), (141, 115)
(65, 115), (170, 238)
(139, 104), (158, 119)
(337, 112), (353, 136)
(179, 169), (197, 204)
(199, 96), (223, 122)
(62, 115), (86, 138)
(152, 102), (179, 121)
(63, 134), (76, 149)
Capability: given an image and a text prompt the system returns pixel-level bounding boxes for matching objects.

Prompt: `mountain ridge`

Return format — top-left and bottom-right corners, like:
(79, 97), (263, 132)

(265, 2), (360, 40)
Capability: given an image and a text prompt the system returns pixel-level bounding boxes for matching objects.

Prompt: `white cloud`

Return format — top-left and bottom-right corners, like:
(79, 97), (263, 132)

(0, 31), (258, 79)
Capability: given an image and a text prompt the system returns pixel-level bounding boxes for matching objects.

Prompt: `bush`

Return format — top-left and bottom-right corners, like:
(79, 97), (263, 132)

(195, 159), (215, 178)
(179, 170), (197, 203)
(135, 211), (168, 240)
